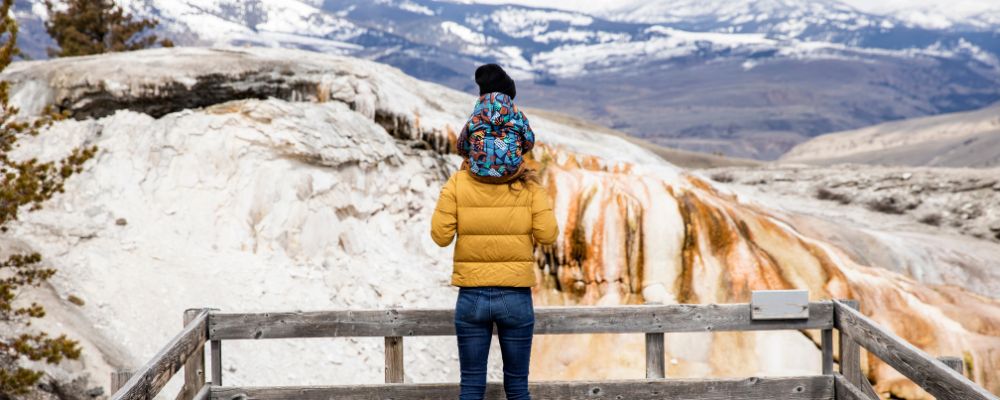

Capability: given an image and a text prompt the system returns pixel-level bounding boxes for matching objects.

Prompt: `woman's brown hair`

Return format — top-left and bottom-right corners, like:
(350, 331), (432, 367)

(508, 168), (540, 191)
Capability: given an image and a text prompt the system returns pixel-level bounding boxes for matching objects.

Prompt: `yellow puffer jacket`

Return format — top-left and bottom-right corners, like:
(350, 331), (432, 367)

(430, 170), (558, 287)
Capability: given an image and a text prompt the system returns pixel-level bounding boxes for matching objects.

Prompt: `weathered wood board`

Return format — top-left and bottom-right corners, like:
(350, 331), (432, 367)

(211, 376), (835, 400)
(384, 336), (404, 383)
(209, 303), (834, 340)
(645, 332), (665, 379)
(177, 309), (208, 400)
(836, 300), (879, 399)
(111, 310), (209, 400)
(834, 301), (997, 400)
(834, 374), (875, 400)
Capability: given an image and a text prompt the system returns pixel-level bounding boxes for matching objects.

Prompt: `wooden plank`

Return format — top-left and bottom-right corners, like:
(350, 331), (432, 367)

(938, 356), (965, 376)
(836, 301), (878, 399)
(208, 303), (834, 340)
(210, 376), (835, 400)
(821, 329), (833, 375)
(111, 310), (209, 400)
(191, 385), (211, 400)
(834, 301), (997, 400)
(176, 309), (208, 400)
(211, 340), (222, 386)
(834, 374), (875, 400)
(110, 370), (134, 393)
(645, 332), (665, 379)
(384, 336), (404, 383)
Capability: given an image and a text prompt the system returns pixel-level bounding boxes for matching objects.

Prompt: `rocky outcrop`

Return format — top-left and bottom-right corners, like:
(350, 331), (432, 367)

(4, 47), (1000, 399)
(704, 165), (1000, 245)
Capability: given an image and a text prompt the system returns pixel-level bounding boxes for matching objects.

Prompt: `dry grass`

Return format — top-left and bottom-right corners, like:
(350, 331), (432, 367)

(919, 213), (942, 226)
(815, 187), (852, 205)
(866, 196), (907, 214)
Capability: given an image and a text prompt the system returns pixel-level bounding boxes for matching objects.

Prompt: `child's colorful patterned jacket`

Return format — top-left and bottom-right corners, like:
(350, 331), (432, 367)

(456, 92), (535, 183)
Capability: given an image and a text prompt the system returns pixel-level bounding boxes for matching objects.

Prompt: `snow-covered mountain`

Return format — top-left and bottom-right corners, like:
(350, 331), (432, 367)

(469, 0), (1000, 31)
(4, 47), (1000, 399)
(12, 0), (1000, 159)
(470, 0), (1000, 29)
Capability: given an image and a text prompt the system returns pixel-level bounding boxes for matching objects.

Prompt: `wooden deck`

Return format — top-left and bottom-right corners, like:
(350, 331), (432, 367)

(109, 299), (998, 400)
(212, 376), (833, 399)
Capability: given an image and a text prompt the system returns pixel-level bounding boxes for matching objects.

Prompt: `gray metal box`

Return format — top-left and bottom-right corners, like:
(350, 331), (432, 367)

(751, 290), (809, 320)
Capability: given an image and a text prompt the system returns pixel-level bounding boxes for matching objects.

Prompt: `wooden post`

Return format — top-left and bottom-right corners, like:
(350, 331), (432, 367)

(176, 309), (207, 400)
(938, 356), (965, 377)
(385, 336), (404, 383)
(110, 370), (134, 393)
(645, 332), (666, 379)
(191, 385), (211, 400)
(211, 340), (222, 386)
(821, 328), (833, 375)
(644, 302), (665, 379)
(837, 300), (879, 399)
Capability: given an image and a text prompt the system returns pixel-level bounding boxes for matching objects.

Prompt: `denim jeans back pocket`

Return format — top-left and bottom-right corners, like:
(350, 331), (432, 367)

(500, 289), (534, 325)
(455, 290), (481, 323)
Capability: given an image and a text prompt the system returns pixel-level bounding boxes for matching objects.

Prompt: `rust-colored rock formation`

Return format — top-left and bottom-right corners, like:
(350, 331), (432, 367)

(527, 146), (1000, 398)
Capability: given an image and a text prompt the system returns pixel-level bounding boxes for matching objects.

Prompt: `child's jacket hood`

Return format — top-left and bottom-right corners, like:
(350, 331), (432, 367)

(457, 92), (535, 183)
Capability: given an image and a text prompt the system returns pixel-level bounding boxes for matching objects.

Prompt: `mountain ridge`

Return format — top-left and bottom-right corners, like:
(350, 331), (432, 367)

(460, 0), (1000, 31)
(781, 102), (1000, 167)
(12, 0), (1000, 159)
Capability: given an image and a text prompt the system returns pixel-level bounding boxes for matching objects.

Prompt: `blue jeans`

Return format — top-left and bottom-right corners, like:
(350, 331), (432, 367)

(454, 287), (534, 400)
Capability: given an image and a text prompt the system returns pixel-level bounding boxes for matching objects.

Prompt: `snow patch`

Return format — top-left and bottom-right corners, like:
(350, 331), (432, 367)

(440, 21), (490, 46)
(535, 27), (775, 77)
(398, 1), (435, 16)
(489, 7), (594, 39)
(897, 10), (954, 29)
(534, 28), (630, 45)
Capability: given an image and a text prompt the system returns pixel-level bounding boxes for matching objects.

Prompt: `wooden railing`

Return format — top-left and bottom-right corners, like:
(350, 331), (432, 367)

(832, 300), (996, 400)
(108, 299), (998, 400)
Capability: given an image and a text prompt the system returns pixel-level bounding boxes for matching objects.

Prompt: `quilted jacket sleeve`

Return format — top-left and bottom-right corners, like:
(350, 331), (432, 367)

(430, 173), (459, 246)
(530, 183), (558, 245)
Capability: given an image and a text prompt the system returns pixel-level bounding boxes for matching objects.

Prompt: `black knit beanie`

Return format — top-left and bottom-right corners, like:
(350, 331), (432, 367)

(474, 64), (516, 99)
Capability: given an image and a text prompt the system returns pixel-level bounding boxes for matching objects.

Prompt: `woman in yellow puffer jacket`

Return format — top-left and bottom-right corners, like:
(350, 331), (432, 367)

(430, 163), (557, 399)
